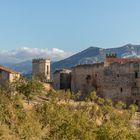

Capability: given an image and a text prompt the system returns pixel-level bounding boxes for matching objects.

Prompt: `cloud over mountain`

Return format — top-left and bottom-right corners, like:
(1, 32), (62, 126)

(0, 47), (72, 63)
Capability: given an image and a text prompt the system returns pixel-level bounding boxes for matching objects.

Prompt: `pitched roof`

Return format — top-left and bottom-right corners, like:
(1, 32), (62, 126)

(0, 65), (21, 74)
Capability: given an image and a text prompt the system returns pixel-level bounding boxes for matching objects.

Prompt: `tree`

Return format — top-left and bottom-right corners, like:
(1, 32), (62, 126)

(115, 101), (126, 110)
(85, 91), (98, 102)
(16, 77), (44, 104)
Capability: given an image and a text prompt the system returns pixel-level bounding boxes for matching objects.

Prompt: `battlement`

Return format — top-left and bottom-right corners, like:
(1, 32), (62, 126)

(32, 58), (50, 63)
(32, 58), (51, 81)
(106, 53), (117, 58)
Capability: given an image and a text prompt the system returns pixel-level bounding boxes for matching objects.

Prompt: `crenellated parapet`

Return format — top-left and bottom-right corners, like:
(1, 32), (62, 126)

(32, 58), (51, 81)
(32, 58), (50, 63)
(106, 53), (117, 58)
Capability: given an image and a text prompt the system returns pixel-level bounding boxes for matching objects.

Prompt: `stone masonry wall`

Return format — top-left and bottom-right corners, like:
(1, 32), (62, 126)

(32, 59), (51, 81)
(71, 61), (140, 106)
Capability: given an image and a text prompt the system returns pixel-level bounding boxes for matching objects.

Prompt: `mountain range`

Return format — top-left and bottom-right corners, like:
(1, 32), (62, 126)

(2, 44), (140, 76)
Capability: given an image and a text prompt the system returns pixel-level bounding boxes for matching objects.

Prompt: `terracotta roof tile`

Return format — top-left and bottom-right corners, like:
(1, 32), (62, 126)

(0, 65), (21, 74)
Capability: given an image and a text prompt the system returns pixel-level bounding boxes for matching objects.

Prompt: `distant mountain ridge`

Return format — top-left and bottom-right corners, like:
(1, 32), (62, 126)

(3, 60), (32, 75)
(2, 44), (140, 75)
(51, 44), (140, 73)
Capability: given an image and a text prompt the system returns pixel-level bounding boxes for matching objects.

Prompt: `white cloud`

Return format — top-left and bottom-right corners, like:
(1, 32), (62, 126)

(0, 47), (72, 63)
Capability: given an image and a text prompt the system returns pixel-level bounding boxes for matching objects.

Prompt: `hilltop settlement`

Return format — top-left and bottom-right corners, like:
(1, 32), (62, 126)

(1, 53), (140, 109)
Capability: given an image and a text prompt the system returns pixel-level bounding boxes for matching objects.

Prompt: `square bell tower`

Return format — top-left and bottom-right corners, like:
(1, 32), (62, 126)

(32, 58), (51, 81)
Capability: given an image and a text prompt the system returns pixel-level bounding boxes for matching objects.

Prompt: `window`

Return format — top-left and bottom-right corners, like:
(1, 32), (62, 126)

(86, 75), (91, 83)
(135, 100), (139, 106)
(120, 88), (123, 92)
(86, 75), (91, 80)
(47, 65), (49, 75)
(135, 72), (138, 78)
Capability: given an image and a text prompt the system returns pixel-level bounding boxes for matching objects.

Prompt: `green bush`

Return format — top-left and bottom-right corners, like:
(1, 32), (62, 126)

(115, 101), (126, 110)
(0, 82), (139, 139)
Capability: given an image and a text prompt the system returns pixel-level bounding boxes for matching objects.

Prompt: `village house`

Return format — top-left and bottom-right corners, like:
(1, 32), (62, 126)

(0, 65), (20, 85)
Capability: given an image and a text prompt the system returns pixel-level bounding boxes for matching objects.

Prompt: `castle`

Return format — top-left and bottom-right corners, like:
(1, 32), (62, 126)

(54, 54), (140, 107)
(1, 54), (140, 108)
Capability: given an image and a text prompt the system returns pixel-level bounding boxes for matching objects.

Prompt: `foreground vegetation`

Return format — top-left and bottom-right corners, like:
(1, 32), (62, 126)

(0, 78), (140, 140)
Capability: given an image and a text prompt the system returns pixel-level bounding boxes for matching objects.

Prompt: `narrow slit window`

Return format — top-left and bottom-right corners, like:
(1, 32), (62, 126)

(47, 65), (49, 74)
(135, 72), (138, 78)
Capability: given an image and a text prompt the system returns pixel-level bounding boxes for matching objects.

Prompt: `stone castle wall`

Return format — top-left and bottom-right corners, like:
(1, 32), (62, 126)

(71, 61), (140, 106)
(71, 63), (104, 98)
(53, 69), (71, 90)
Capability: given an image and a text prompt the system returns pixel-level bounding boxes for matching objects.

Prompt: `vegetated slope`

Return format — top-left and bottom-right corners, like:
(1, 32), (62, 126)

(5, 84), (140, 139)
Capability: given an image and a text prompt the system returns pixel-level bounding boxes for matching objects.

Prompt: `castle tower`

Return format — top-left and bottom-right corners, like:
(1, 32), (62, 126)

(32, 58), (51, 81)
(104, 53), (117, 66)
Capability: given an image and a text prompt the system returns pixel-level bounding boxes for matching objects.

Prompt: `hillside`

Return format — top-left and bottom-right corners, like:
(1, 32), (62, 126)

(51, 43), (140, 73)
(4, 60), (32, 75)
(0, 82), (139, 139)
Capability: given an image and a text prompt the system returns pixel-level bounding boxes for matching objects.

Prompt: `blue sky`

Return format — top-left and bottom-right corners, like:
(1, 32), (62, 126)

(0, 0), (140, 53)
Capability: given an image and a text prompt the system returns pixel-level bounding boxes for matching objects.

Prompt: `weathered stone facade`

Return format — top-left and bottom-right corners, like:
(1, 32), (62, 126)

(71, 55), (140, 107)
(71, 63), (104, 98)
(53, 54), (140, 107)
(32, 58), (53, 91)
(32, 58), (51, 81)
(53, 69), (71, 90)
(0, 65), (20, 85)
